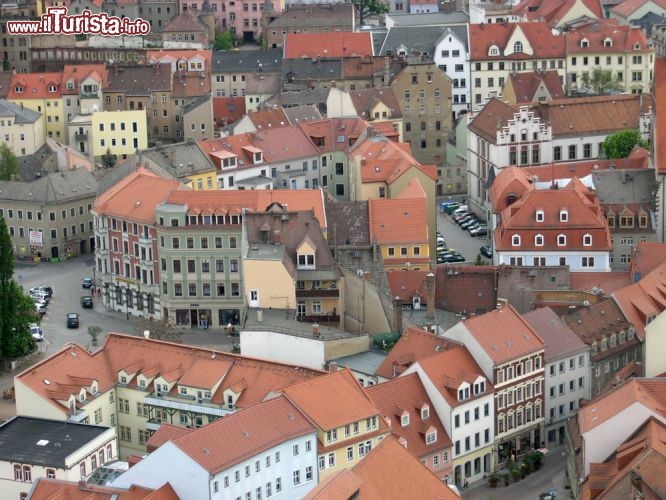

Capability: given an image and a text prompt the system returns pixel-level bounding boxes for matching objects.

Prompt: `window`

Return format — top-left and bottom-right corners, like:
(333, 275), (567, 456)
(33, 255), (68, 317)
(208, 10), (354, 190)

(514, 41), (523, 53)
(536, 210), (544, 222)
(512, 235), (521, 246)
(583, 234), (592, 246)
(535, 234), (544, 246)
(557, 234), (566, 246)
(582, 256), (595, 268)
(293, 470), (300, 485)
(560, 210), (568, 222)
(553, 146), (561, 161)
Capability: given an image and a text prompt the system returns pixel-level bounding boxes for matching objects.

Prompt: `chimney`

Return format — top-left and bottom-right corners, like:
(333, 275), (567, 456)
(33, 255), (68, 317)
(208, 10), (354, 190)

(496, 298), (508, 309)
(426, 272), (436, 317)
(393, 296), (403, 334)
(327, 361), (338, 373)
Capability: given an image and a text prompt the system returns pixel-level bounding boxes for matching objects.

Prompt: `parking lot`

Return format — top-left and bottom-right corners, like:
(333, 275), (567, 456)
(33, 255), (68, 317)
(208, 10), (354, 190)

(436, 198), (492, 265)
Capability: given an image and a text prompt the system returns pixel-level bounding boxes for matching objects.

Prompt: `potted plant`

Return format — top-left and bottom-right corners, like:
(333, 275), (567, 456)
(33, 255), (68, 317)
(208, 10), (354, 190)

(511, 466), (521, 482)
(531, 451), (545, 470)
(521, 461), (529, 478)
(502, 471), (510, 486)
(488, 473), (500, 488)
(88, 326), (102, 346)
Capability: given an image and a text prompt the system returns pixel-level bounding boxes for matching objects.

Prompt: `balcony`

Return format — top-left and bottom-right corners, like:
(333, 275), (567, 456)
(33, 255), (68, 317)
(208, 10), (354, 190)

(144, 393), (231, 418)
(139, 236), (152, 245)
(295, 288), (339, 299)
(67, 409), (88, 423)
(75, 132), (88, 140)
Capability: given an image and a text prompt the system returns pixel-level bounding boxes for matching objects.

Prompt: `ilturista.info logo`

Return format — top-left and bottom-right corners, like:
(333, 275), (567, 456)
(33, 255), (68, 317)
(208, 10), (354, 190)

(7, 7), (151, 36)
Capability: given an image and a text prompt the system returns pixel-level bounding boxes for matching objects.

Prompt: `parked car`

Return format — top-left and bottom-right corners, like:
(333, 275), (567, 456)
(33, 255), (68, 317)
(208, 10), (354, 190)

(82, 278), (94, 288)
(439, 252), (466, 263)
(35, 303), (47, 315)
(470, 226), (488, 236)
(452, 205), (468, 215)
(29, 285), (53, 298)
(29, 290), (49, 303)
(81, 296), (93, 309)
(66, 312), (80, 328)
(461, 218), (481, 229)
(453, 211), (472, 222)
(33, 298), (48, 309)
(457, 215), (477, 226)
(480, 245), (493, 258)
(29, 323), (43, 341)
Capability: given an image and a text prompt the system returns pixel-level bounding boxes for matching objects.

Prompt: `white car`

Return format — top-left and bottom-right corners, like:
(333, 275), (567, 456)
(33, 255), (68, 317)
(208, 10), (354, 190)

(30, 291), (49, 303)
(29, 324), (43, 341)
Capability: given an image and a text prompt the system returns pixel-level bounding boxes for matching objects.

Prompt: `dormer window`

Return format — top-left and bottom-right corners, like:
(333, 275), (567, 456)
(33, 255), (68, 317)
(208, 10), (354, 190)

(559, 210), (568, 222)
(425, 430), (437, 444)
(604, 38), (612, 48)
(489, 45), (499, 56)
(457, 386), (470, 401)
(583, 234), (592, 246)
(512, 235), (521, 246)
(67, 81), (74, 90)
(474, 380), (486, 394)
(534, 234), (544, 246)
(421, 406), (430, 419)
(536, 210), (544, 222)
(254, 152), (262, 163)
(514, 41), (523, 53)
(120, 376), (127, 384)
(633, 43), (641, 50)
(580, 38), (589, 48)
(222, 156), (236, 168)
(607, 215), (615, 227)
(297, 253), (315, 269)
(557, 234), (566, 246)
(14, 86), (23, 94)
(401, 413), (410, 427)
(48, 84), (57, 93)
(610, 333), (617, 348)
(600, 337), (608, 350)
(79, 392), (86, 402)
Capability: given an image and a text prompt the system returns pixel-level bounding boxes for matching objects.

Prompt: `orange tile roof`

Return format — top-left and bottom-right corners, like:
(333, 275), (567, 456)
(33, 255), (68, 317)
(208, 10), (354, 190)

(62, 64), (108, 94)
(469, 22), (565, 62)
(376, 326), (460, 379)
(610, 0), (666, 17)
(15, 334), (324, 419)
(612, 260), (666, 340)
(93, 167), (182, 224)
(213, 97), (246, 127)
(512, 0), (603, 25)
(146, 49), (212, 69)
(281, 369), (380, 430)
(353, 138), (438, 184)
(8, 72), (63, 100)
(365, 372), (453, 459)
(462, 304), (545, 364)
(246, 107), (289, 129)
(165, 188), (327, 230)
(368, 195), (428, 245)
(146, 423), (190, 452)
(171, 395), (315, 473)
(489, 166), (534, 213)
(521, 155), (651, 182)
(565, 21), (651, 54)
(494, 178), (612, 252)
(387, 270), (429, 305)
(505, 70), (565, 103)
(630, 242), (666, 281)
(412, 345), (494, 408)
(654, 58), (666, 175)
(28, 479), (178, 500)
(578, 378), (666, 434)
(284, 32), (374, 59)
(299, 117), (369, 154)
(304, 436), (460, 500)
(569, 271), (631, 295)
(172, 71), (211, 98)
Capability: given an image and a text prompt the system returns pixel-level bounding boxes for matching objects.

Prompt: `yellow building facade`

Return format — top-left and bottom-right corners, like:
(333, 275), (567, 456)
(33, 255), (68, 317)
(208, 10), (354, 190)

(91, 110), (148, 159)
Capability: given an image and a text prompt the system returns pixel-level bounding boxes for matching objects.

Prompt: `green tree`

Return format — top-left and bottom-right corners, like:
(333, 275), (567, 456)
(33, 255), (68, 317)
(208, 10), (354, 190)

(588, 67), (623, 95)
(214, 30), (234, 51)
(0, 216), (38, 359)
(356, 0), (389, 25)
(0, 143), (18, 181)
(602, 129), (648, 159)
(101, 148), (116, 169)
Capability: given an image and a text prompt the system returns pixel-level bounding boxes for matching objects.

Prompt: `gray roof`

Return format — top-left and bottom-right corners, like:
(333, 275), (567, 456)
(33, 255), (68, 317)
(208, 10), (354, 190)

(265, 88), (332, 108)
(371, 31), (389, 56)
(105, 64), (172, 94)
(211, 48), (283, 73)
(0, 416), (110, 468)
(141, 141), (216, 180)
(325, 195), (370, 245)
(385, 11), (469, 27)
(96, 156), (142, 195)
(592, 169), (657, 206)
(183, 94), (211, 114)
(282, 58), (343, 83)
(522, 307), (588, 363)
(0, 98), (41, 123)
(379, 25), (468, 57)
(633, 12), (666, 34)
(283, 104), (323, 124)
(18, 143), (53, 182)
(332, 350), (387, 376)
(0, 167), (98, 204)
(266, 3), (355, 28)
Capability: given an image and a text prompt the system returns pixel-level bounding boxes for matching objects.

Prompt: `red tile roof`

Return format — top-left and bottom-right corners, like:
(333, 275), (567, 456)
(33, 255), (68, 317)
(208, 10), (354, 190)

(505, 70), (565, 103)
(172, 71), (211, 98)
(171, 395), (315, 473)
(610, 0), (666, 18)
(283, 32), (374, 59)
(469, 22), (566, 62)
(565, 20), (651, 54)
(512, 0), (603, 25)
(93, 167), (182, 224)
(365, 373), (453, 461)
(61, 64), (108, 94)
(522, 306), (588, 362)
(613, 260), (666, 340)
(413, 345), (494, 408)
(387, 270), (429, 305)
(577, 378), (666, 434)
(654, 58), (666, 175)
(28, 480), (178, 500)
(462, 304), (545, 364)
(630, 242), (666, 281)
(146, 423), (190, 453)
(161, 10), (209, 33)
(299, 117), (369, 154)
(375, 326), (460, 379)
(494, 178), (611, 252)
(212, 97), (246, 127)
(164, 188), (328, 230)
(281, 369), (380, 430)
(8, 72), (63, 100)
(369, 193), (428, 245)
(569, 271), (631, 295)
(353, 139), (438, 184)
(304, 436), (460, 500)
(562, 297), (632, 346)
(435, 265), (498, 315)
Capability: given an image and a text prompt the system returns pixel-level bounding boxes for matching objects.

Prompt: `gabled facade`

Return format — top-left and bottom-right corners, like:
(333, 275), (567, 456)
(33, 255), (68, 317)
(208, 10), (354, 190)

(0, 98), (44, 156)
(210, 49), (283, 99)
(405, 345), (495, 487)
(281, 369), (389, 482)
(441, 304), (545, 468)
(366, 373), (454, 482)
(432, 26), (471, 118)
(62, 64), (108, 133)
(8, 72), (65, 143)
(502, 70), (565, 104)
(511, 0), (604, 27)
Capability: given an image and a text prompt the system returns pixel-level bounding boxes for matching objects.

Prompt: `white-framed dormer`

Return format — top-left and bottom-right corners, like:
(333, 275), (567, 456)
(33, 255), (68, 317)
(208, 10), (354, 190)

(153, 378), (172, 397)
(400, 409), (410, 427)
(559, 209), (568, 222)
(583, 233), (592, 246)
(488, 44), (500, 57)
(557, 234), (566, 246)
(534, 234), (544, 246)
(472, 376), (486, 395)
(603, 38), (612, 48)
(580, 38), (589, 48)
(90, 380), (99, 396)
(535, 209), (544, 222)
(512, 234), (521, 246)
(78, 387), (87, 403)
(296, 235), (317, 270)
(420, 403), (430, 420)
(424, 426), (437, 445)
(457, 381), (471, 402)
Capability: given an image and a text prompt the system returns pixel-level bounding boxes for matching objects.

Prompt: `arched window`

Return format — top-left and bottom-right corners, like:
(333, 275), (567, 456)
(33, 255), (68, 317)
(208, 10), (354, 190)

(514, 41), (523, 53)
(512, 234), (521, 246)
(583, 234), (592, 246)
(534, 234), (544, 246)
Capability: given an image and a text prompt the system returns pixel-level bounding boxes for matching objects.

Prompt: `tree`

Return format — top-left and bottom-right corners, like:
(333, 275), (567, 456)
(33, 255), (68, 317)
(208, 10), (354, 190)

(602, 129), (648, 159)
(214, 30), (234, 51)
(0, 216), (38, 359)
(101, 148), (116, 169)
(586, 67), (623, 95)
(356, 0), (389, 25)
(0, 143), (18, 181)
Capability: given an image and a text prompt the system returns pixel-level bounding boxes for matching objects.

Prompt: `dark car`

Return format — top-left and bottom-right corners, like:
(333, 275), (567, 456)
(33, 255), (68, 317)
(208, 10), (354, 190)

(440, 252), (466, 263)
(81, 296), (93, 309)
(480, 245), (493, 258)
(82, 278), (94, 288)
(67, 313), (80, 328)
(470, 226), (488, 236)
